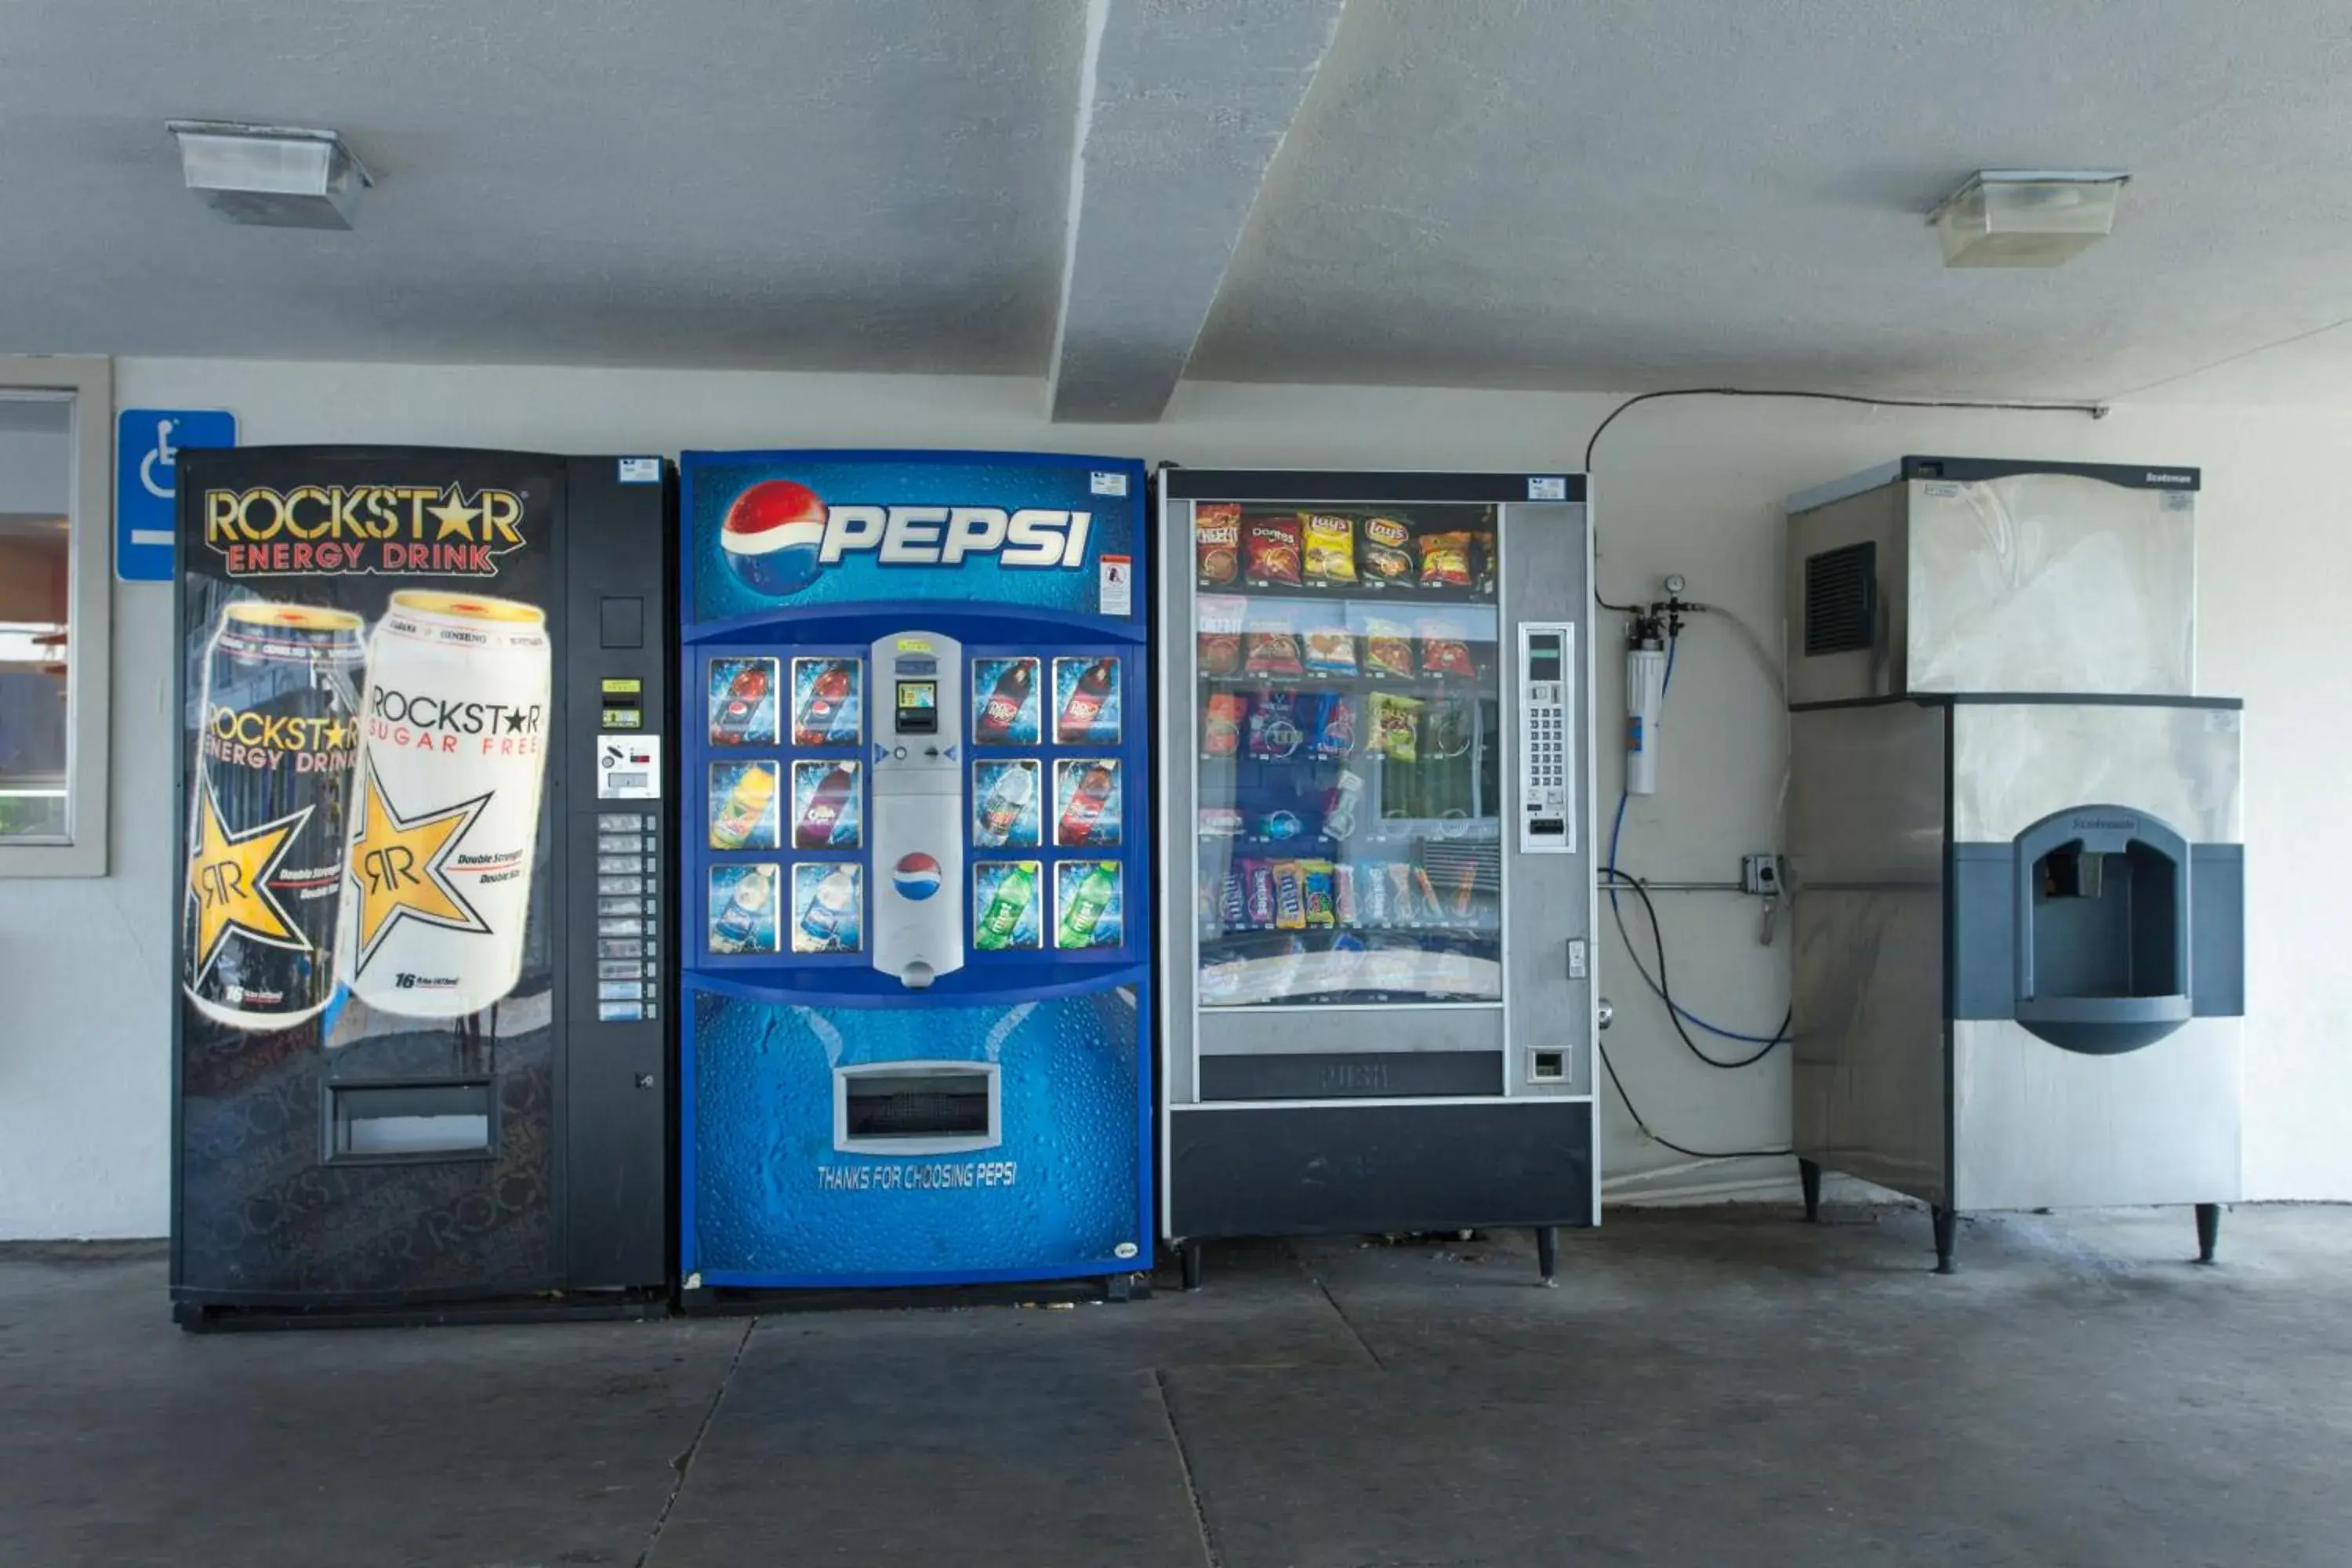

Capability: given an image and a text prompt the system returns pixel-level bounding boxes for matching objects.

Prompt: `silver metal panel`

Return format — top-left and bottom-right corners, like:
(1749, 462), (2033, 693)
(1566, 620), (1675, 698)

(1784, 481), (1907, 706)
(1500, 502), (1592, 1095)
(1907, 476), (2194, 695)
(1156, 486), (1200, 1110)
(1951, 1018), (2243, 1209)
(1951, 703), (2242, 844)
(1787, 702), (1949, 1203)
(1201, 1006), (1504, 1057)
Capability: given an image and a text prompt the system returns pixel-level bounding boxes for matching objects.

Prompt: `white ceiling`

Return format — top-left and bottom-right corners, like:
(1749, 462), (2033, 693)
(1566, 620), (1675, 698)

(5, 1), (2352, 415)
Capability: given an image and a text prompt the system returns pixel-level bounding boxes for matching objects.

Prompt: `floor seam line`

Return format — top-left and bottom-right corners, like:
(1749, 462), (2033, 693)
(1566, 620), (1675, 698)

(1312, 1277), (1387, 1370)
(633, 1315), (757, 1568)
(1153, 1367), (1224, 1568)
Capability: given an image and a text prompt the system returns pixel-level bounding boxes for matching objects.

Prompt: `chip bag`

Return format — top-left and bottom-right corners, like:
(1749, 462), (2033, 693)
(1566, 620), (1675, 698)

(1244, 630), (1305, 678)
(1417, 530), (1474, 589)
(1359, 516), (1414, 586)
(1302, 625), (1357, 677)
(1418, 618), (1476, 678)
(1301, 514), (1357, 587)
(1368, 691), (1422, 761)
(1203, 691), (1247, 757)
(1196, 503), (1240, 585)
(1244, 515), (1303, 587)
(1363, 618), (1414, 679)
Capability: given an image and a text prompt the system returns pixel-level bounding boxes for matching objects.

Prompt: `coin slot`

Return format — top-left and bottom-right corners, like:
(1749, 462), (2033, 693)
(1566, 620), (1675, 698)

(832, 1062), (1000, 1155)
(324, 1080), (495, 1163)
(1529, 1049), (1567, 1083)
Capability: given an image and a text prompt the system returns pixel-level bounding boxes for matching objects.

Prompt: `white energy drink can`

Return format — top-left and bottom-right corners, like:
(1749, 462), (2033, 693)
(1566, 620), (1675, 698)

(340, 590), (551, 1018)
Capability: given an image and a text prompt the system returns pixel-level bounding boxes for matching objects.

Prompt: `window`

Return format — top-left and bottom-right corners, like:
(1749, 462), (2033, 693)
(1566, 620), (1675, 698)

(0, 356), (111, 877)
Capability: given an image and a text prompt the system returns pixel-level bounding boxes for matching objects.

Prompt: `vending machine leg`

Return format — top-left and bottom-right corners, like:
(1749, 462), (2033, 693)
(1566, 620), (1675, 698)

(1932, 1207), (1957, 1275)
(1535, 1225), (1559, 1284)
(1798, 1158), (1823, 1223)
(2194, 1203), (2222, 1265)
(1180, 1241), (1203, 1292)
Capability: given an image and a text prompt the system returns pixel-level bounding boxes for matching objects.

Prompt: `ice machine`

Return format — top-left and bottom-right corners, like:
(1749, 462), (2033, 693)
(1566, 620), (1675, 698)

(1784, 457), (2244, 1271)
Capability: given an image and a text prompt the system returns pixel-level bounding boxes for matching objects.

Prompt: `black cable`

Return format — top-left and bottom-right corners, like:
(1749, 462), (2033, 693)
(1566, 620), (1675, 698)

(1580, 386), (2107, 474)
(1597, 1041), (1792, 1161)
(1601, 867), (1788, 1069)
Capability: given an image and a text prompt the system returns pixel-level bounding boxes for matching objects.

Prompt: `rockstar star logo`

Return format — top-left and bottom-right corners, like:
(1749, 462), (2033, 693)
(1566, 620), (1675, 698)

(187, 786), (310, 980)
(426, 488), (481, 541)
(345, 764), (492, 975)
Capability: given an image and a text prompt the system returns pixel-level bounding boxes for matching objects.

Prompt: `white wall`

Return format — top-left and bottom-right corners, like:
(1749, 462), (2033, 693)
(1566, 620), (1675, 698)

(2, 358), (2343, 1236)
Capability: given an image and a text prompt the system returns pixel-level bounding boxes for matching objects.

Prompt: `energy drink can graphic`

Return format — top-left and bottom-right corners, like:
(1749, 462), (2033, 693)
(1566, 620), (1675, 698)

(339, 590), (552, 1019)
(183, 601), (365, 1030)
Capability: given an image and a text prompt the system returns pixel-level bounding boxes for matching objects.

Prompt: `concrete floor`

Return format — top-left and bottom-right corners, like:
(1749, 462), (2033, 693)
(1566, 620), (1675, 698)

(5, 1204), (2350, 1567)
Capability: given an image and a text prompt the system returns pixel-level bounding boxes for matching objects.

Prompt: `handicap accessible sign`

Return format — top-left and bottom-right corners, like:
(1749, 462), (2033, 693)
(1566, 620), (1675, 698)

(116, 408), (236, 582)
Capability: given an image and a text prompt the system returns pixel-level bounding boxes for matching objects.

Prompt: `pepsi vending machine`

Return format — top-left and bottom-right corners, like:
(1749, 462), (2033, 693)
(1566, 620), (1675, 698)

(677, 450), (1152, 1297)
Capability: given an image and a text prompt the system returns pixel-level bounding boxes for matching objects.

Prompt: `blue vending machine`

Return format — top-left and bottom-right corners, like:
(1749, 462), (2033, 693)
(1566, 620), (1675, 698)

(678, 450), (1152, 1297)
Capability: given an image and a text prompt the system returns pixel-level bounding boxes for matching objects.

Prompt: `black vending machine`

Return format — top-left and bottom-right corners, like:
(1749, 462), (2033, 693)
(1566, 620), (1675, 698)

(171, 446), (673, 1326)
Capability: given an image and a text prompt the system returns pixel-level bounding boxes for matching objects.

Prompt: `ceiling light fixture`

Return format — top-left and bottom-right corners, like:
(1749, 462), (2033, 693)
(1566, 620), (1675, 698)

(1927, 170), (2128, 268)
(165, 120), (373, 230)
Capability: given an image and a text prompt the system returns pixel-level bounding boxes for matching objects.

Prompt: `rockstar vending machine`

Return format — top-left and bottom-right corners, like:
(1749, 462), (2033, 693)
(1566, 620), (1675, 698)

(678, 450), (1152, 1297)
(170, 447), (673, 1325)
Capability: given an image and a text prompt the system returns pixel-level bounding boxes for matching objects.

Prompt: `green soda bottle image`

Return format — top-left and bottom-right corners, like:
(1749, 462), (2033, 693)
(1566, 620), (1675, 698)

(975, 862), (1039, 951)
(1057, 862), (1119, 949)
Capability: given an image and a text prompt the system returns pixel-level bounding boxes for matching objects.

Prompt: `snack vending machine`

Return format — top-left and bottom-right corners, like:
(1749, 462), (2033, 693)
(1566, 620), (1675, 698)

(1159, 470), (1597, 1285)
(677, 450), (1152, 1296)
(171, 447), (673, 1325)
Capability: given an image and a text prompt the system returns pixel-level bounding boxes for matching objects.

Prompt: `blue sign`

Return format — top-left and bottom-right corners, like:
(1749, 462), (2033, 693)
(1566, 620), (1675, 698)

(116, 408), (236, 582)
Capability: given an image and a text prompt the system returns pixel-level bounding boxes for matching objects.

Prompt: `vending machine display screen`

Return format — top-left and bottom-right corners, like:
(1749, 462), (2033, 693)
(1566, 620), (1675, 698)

(1528, 633), (1562, 681)
(895, 679), (938, 733)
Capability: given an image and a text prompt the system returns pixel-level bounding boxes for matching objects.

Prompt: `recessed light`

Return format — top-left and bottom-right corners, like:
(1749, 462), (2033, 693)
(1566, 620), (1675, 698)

(1928, 170), (2128, 268)
(166, 120), (374, 230)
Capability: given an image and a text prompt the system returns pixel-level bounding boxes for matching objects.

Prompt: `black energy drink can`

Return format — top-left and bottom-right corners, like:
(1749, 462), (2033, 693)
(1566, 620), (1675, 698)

(182, 601), (365, 1030)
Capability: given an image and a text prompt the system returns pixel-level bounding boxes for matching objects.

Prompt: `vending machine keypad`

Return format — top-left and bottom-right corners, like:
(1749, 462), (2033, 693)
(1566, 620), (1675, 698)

(1518, 623), (1576, 854)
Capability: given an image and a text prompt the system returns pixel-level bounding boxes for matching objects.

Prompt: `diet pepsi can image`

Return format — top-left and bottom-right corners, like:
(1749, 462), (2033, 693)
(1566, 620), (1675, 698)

(183, 601), (365, 1031)
(339, 590), (552, 1019)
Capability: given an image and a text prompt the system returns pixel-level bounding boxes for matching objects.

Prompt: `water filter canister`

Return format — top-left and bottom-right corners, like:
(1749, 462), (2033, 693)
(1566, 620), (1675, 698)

(1625, 643), (1667, 796)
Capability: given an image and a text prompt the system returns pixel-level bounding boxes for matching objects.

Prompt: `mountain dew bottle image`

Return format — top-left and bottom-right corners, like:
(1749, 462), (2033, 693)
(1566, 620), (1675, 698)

(974, 862), (1039, 951)
(1057, 862), (1120, 949)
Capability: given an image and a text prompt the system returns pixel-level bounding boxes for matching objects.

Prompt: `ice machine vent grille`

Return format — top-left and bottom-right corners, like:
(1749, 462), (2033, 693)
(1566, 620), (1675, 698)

(1804, 542), (1877, 657)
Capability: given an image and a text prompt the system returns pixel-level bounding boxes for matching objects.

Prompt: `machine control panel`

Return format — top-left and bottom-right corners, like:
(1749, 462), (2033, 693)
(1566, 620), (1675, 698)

(595, 808), (661, 1021)
(1517, 622), (1576, 854)
(870, 630), (966, 986)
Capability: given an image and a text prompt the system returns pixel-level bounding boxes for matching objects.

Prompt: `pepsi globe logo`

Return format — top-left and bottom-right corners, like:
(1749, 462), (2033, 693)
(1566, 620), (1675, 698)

(892, 852), (943, 901)
(722, 480), (828, 597)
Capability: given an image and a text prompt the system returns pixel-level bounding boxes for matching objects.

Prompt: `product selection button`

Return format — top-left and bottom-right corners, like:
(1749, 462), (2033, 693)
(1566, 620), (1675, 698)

(597, 917), (644, 937)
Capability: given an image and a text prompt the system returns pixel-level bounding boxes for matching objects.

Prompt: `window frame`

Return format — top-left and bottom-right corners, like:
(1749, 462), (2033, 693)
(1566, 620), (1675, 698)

(0, 354), (112, 878)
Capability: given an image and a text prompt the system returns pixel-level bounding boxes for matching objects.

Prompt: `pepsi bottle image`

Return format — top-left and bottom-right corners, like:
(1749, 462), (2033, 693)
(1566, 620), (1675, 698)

(973, 659), (1036, 745)
(710, 659), (776, 746)
(1055, 762), (1119, 847)
(793, 659), (862, 746)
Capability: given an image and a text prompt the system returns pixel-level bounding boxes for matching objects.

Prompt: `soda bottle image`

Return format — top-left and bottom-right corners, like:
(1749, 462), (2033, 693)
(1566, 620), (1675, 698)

(974, 862), (1039, 951)
(1056, 762), (1118, 847)
(710, 764), (778, 850)
(797, 865), (860, 951)
(1056, 656), (1117, 742)
(712, 866), (775, 952)
(713, 661), (774, 745)
(974, 659), (1035, 744)
(1057, 862), (1120, 949)
(974, 764), (1036, 848)
(793, 762), (859, 849)
(794, 659), (857, 746)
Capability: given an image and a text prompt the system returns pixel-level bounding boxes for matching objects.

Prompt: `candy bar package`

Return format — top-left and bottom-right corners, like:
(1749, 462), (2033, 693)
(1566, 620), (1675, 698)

(1308, 691), (1357, 759)
(1301, 513), (1357, 587)
(1198, 593), (1247, 676)
(1359, 515), (1414, 587)
(1301, 860), (1337, 927)
(1271, 861), (1309, 931)
(1203, 691), (1247, 757)
(1243, 514), (1303, 588)
(1356, 858), (1392, 926)
(1368, 690), (1422, 760)
(1196, 503), (1241, 586)
(1244, 629), (1305, 678)
(1331, 862), (1359, 926)
(1218, 867), (1248, 930)
(1199, 805), (1243, 837)
(1246, 690), (1305, 760)
(1363, 617), (1414, 679)
(1418, 616), (1477, 678)
(1417, 529), (1475, 590)
(1244, 858), (1276, 927)
(1302, 624), (1357, 677)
